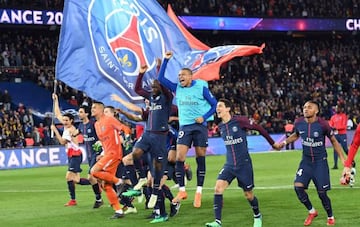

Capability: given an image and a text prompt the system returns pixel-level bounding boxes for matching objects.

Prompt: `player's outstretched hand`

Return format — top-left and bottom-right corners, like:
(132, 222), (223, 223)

(340, 167), (351, 185)
(110, 94), (121, 102)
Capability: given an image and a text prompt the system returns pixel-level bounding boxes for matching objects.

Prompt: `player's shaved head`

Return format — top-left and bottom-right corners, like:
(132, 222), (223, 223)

(180, 68), (193, 75)
(91, 101), (105, 119)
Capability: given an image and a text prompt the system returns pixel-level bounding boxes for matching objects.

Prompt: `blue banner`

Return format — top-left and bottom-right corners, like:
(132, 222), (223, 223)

(0, 146), (87, 170)
(0, 8), (62, 25)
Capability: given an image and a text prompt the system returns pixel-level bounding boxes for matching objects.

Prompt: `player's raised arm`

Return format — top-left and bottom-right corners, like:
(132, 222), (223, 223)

(134, 65), (151, 99)
(117, 108), (144, 122)
(157, 51), (177, 92)
(52, 93), (63, 124)
(110, 94), (143, 114)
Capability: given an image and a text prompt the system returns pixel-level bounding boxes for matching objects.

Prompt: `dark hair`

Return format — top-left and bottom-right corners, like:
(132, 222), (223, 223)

(180, 68), (193, 75)
(105, 105), (115, 112)
(63, 113), (75, 122)
(218, 98), (233, 111)
(79, 105), (90, 114)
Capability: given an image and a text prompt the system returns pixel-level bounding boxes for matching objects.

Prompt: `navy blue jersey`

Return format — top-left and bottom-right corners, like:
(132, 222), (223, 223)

(218, 116), (274, 168)
(294, 117), (334, 162)
(146, 93), (172, 131)
(135, 73), (173, 132)
(78, 118), (98, 160)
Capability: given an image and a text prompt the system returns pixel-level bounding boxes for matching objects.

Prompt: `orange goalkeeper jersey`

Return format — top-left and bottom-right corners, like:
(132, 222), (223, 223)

(95, 115), (131, 159)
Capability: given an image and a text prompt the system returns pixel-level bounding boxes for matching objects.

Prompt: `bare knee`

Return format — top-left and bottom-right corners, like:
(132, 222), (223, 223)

(244, 190), (254, 200)
(132, 148), (143, 160)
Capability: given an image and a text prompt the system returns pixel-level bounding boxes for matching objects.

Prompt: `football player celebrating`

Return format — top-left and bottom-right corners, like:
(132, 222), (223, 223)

(205, 98), (276, 227)
(274, 100), (346, 226)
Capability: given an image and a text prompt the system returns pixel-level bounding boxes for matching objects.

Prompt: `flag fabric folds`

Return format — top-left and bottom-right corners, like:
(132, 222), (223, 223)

(56, 0), (264, 107)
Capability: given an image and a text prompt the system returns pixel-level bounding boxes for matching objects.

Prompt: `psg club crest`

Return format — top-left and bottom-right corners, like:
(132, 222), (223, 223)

(232, 126), (238, 132)
(88, 0), (165, 99)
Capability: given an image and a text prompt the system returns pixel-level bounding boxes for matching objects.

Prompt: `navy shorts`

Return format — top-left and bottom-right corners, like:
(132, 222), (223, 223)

(68, 155), (82, 173)
(294, 158), (331, 191)
(134, 131), (167, 163)
(177, 124), (208, 147)
(217, 163), (254, 191)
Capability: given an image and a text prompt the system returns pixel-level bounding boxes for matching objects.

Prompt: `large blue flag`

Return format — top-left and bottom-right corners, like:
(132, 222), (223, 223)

(56, 0), (264, 107)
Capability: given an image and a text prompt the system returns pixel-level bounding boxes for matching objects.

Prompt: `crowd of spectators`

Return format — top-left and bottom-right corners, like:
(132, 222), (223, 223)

(1, 1), (360, 148)
(159, 0), (359, 17)
(0, 90), (53, 148)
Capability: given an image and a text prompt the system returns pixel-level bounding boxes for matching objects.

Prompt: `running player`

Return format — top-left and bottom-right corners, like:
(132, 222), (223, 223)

(50, 93), (83, 206)
(76, 105), (103, 208)
(90, 101), (131, 219)
(205, 98), (276, 227)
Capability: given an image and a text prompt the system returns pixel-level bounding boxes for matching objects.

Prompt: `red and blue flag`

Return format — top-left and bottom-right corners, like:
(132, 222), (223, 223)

(56, 0), (264, 106)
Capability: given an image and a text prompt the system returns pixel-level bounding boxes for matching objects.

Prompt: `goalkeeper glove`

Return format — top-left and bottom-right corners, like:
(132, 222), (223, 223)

(92, 141), (102, 153)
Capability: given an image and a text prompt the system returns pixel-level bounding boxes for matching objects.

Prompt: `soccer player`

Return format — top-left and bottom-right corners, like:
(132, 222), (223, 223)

(273, 100), (346, 226)
(90, 101), (131, 219)
(126, 62), (173, 223)
(158, 51), (217, 208)
(341, 124), (359, 187)
(50, 93), (83, 206)
(205, 98), (276, 227)
(103, 105), (138, 214)
(328, 105), (348, 169)
(75, 105), (103, 208)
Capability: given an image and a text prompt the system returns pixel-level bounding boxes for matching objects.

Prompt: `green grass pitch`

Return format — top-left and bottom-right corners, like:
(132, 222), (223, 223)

(0, 149), (359, 227)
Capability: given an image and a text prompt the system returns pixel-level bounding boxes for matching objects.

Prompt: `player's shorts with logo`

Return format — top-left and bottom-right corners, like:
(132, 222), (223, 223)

(295, 158), (331, 191)
(177, 123), (208, 147)
(68, 155), (83, 173)
(134, 131), (167, 163)
(217, 161), (254, 191)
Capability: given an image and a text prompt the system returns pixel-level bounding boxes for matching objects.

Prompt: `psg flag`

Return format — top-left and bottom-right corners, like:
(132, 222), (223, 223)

(56, 0), (264, 106)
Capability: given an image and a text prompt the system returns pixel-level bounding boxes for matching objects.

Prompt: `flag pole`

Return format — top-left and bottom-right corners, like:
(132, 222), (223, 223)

(51, 79), (58, 138)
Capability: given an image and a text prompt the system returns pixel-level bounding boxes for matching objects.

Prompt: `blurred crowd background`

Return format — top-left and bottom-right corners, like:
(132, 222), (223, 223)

(0, 0), (359, 148)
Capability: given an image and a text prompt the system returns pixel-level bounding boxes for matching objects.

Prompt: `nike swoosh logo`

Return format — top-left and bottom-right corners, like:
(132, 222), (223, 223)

(322, 184), (329, 188)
